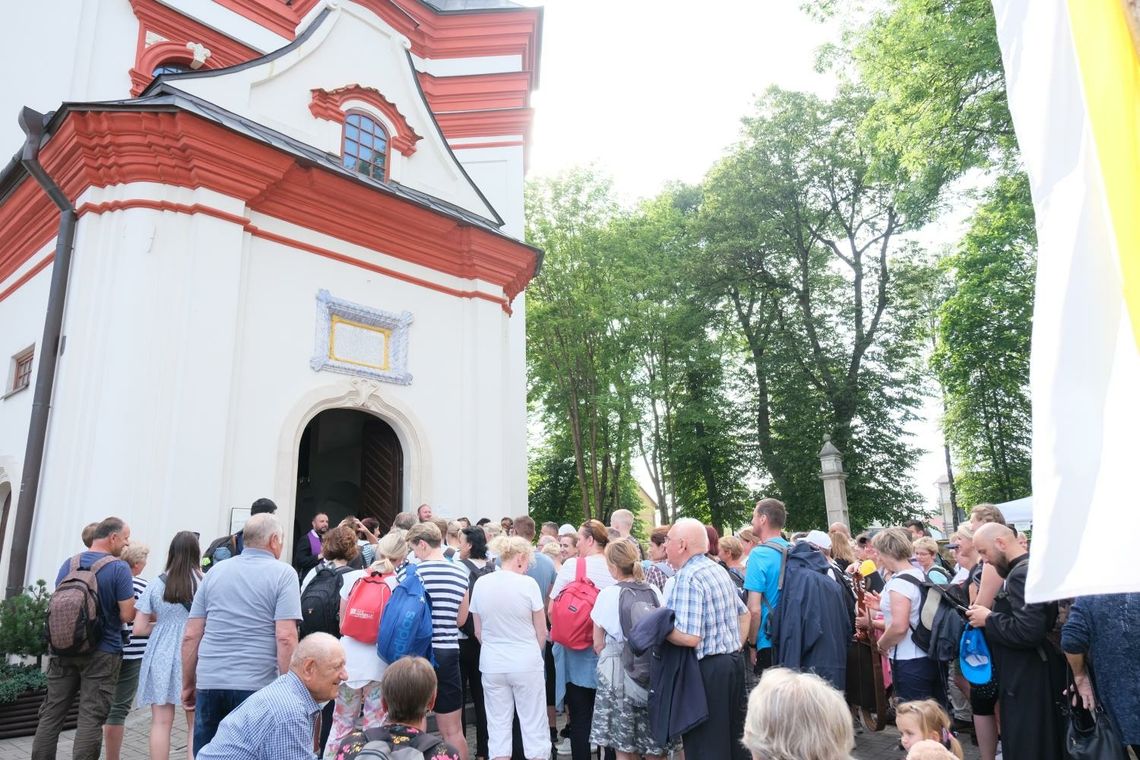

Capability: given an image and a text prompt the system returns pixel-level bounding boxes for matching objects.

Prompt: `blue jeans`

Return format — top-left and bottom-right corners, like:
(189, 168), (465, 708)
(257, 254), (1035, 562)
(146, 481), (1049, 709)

(194, 688), (255, 756)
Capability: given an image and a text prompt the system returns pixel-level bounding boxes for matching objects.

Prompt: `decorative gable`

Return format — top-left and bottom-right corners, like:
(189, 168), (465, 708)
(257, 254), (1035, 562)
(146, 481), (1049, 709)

(309, 85), (422, 156)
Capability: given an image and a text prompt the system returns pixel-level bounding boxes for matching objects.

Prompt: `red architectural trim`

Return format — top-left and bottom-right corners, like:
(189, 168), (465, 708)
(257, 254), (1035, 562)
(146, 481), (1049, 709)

(129, 0), (260, 96)
(251, 227), (512, 314)
(450, 140), (525, 150)
(73, 199), (512, 313)
(0, 179), (60, 291)
(0, 109), (537, 309)
(0, 255), (54, 304)
(192, 0), (540, 79)
(310, 86), (422, 157)
(417, 71), (530, 113)
(434, 108), (533, 141)
(210, 0), (321, 39)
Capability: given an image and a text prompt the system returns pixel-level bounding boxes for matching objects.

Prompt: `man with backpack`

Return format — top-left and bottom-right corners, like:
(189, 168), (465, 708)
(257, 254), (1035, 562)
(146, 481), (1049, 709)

(33, 517), (137, 760)
(327, 656), (462, 760)
(200, 497), (277, 572)
(181, 513), (302, 753)
(743, 498), (791, 675)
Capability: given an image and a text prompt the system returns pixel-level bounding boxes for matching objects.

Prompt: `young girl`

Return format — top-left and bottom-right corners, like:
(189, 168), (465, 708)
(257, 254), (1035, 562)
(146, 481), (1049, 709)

(896, 700), (964, 760)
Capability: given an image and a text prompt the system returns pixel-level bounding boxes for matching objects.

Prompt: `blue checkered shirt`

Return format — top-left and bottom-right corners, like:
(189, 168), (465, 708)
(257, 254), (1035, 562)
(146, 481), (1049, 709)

(669, 554), (747, 659)
(197, 671), (320, 760)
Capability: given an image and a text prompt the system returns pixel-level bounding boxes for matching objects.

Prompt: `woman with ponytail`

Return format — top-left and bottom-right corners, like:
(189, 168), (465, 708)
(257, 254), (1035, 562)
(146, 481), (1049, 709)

(324, 531), (408, 757)
(588, 540), (671, 760)
(134, 531), (201, 760)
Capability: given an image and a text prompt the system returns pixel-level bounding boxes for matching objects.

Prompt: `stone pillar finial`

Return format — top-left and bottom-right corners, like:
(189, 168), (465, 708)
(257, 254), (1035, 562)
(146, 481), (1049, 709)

(818, 434), (850, 529)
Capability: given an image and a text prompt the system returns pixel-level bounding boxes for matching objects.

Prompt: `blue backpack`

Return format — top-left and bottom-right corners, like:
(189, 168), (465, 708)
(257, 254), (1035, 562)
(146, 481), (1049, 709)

(376, 564), (434, 666)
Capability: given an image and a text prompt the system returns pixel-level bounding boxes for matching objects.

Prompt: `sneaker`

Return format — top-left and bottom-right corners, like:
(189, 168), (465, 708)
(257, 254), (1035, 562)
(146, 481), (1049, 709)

(554, 738), (572, 756)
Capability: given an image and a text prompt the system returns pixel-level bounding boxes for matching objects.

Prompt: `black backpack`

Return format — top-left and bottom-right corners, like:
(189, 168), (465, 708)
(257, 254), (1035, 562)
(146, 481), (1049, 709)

(459, 559), (496, 637)
(895, 573), (965, 661)
(201, 533), (239, 572)
(617, 581), (660, 691)
(300, 565), (355, 638)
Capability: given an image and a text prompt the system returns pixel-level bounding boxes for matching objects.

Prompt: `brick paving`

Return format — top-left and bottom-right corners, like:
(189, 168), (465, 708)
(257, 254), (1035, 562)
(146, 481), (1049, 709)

(0, 703), (982, 760)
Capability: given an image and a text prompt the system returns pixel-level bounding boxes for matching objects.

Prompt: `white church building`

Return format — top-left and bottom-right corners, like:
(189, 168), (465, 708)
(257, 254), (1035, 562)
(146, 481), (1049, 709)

(0, 0), (542, 593)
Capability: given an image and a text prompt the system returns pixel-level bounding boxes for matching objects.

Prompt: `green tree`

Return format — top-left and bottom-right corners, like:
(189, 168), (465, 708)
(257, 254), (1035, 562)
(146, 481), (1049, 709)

(933, 173), (1035, 504)
(525, 168), (638, 523)
(828, 0), (1017, 193)
(696, 87), (927, 529)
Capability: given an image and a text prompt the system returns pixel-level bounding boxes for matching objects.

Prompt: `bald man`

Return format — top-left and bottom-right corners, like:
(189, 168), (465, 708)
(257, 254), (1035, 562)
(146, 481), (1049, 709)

(966, 523), (1068, 760)
(197, 633), (346, 760)
(666, 518), (750, 760)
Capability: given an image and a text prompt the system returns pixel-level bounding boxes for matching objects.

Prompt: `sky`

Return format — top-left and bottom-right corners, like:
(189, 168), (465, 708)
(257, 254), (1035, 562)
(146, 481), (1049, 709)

(520, 0), (958, 518)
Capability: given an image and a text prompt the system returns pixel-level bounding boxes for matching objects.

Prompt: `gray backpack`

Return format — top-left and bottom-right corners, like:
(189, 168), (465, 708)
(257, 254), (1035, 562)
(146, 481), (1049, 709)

(356, 728), (443, 759)
(618, 581), (660, 691)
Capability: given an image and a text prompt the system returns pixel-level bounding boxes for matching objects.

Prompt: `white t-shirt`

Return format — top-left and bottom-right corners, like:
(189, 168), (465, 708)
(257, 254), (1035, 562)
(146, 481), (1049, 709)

(549, 553), (616, 600)
(882, 568), (924, 660)
(591, 583), (663, 643)
(339, 569), (393, 686)
(469, 570), (545, 674)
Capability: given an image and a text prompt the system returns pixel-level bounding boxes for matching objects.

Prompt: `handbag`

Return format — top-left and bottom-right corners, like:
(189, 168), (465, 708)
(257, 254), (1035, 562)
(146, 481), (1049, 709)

(1065, 702), (1129, 760)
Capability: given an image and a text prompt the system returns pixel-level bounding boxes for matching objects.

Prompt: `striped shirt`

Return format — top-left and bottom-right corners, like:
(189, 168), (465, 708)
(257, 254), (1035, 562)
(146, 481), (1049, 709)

(397, 559), (468, 650)
(122, 576), (149, 660)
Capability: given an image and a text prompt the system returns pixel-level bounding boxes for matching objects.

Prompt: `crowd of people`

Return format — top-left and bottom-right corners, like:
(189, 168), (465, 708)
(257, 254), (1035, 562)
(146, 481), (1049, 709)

(26, 498), (1140, 760)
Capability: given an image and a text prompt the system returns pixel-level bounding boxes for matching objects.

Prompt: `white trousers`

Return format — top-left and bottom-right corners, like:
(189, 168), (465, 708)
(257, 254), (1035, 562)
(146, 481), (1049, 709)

(481, 669), (548, 760)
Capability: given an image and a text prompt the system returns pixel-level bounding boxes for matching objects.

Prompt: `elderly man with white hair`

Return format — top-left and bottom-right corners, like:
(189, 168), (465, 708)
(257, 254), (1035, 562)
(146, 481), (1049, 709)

(197, 633), (347, 760)
(182, 512), (303, 754)
(665, 517), (750, 760)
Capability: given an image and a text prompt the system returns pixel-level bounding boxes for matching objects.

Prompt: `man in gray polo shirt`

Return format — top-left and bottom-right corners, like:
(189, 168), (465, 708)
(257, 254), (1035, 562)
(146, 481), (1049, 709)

(181, 513), (301, 756)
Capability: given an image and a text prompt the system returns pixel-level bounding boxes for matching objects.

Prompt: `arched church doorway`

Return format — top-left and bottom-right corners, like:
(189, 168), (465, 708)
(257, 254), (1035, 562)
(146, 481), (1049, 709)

(295, 409), (403, 540)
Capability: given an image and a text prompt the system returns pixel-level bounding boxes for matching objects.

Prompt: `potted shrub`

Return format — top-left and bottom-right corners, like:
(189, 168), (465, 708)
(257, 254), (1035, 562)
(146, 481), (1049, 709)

(0, 580), (78, 739)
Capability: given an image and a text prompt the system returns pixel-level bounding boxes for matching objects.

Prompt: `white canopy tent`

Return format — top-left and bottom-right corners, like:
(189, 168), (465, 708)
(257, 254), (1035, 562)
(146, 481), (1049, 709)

(995, 496), (1034, 527)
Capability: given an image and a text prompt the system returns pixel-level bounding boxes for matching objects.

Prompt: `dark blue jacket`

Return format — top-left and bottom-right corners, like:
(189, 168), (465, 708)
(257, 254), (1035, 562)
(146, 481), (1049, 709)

(769, 542), (852, 690)
(628, 606), (707, 746)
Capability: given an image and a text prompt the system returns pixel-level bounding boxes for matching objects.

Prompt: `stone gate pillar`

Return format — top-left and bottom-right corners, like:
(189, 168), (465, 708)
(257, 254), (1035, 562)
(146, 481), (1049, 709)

(819, 435), (850, 529)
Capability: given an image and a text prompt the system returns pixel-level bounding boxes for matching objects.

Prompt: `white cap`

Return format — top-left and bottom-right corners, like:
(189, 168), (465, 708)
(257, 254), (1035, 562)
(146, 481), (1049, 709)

(558, 523), (576, 536)
(804, 530), (832, 550)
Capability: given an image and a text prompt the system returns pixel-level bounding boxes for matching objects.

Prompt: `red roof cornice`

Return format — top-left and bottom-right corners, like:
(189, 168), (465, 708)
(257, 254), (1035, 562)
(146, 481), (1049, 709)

(0, 109), (538, 310)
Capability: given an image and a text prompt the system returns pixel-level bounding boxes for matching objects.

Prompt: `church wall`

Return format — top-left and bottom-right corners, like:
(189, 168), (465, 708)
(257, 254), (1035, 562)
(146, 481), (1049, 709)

(20, 183), (522, 585)
(0, 253), (52, 584)
(0, 1), (137, 152)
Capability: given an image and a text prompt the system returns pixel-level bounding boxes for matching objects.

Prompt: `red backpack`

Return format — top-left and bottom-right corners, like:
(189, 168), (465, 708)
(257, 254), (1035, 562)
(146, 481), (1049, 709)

(339, 571), (394, 644)
(550, 557), (599, 650)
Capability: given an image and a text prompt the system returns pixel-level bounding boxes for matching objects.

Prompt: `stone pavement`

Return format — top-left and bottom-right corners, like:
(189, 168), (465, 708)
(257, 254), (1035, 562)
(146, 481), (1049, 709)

(0, 703), (983, 760)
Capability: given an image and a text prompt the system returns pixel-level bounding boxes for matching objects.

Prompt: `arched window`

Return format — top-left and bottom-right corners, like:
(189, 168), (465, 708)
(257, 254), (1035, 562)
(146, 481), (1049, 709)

(342, 112), (389, 180)
(152, 62), (192, 77)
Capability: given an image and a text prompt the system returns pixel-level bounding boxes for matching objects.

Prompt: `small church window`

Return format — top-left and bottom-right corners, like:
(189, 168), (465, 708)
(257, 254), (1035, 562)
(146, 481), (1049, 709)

(342, 112), (388, 180)
(6, 347), (33, 396)
(152, 62), (191, 77)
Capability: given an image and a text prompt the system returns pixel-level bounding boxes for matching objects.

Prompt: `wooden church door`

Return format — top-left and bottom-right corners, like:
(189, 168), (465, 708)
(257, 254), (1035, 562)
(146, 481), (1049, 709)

(360, 418), (403, 533)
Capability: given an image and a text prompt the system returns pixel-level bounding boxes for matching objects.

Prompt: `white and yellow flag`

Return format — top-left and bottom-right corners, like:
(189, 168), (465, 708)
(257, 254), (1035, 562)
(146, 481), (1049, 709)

(991, 0), (1140, 601)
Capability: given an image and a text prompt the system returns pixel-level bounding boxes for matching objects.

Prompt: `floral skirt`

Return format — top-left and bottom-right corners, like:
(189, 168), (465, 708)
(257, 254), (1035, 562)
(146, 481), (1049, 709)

(589, 641), (674, 756)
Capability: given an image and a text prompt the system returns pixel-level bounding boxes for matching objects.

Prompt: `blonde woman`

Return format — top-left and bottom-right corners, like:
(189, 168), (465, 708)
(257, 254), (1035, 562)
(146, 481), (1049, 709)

(323, 531), (408, 758)
(589, 540), (668, 760)
(742, 667), (854, 760)
(469, 536), (548, 760)
(913, 538), (950, 585)
(866, 528), (945, 705)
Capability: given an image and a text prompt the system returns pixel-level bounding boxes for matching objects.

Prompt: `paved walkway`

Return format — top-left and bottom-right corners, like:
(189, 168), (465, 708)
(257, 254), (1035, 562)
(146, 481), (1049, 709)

(0, 704), (980, 760)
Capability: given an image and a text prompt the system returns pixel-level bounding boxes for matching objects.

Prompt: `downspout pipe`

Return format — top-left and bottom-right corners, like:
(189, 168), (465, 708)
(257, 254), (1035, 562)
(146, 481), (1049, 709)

(5, 107), (77, 598)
